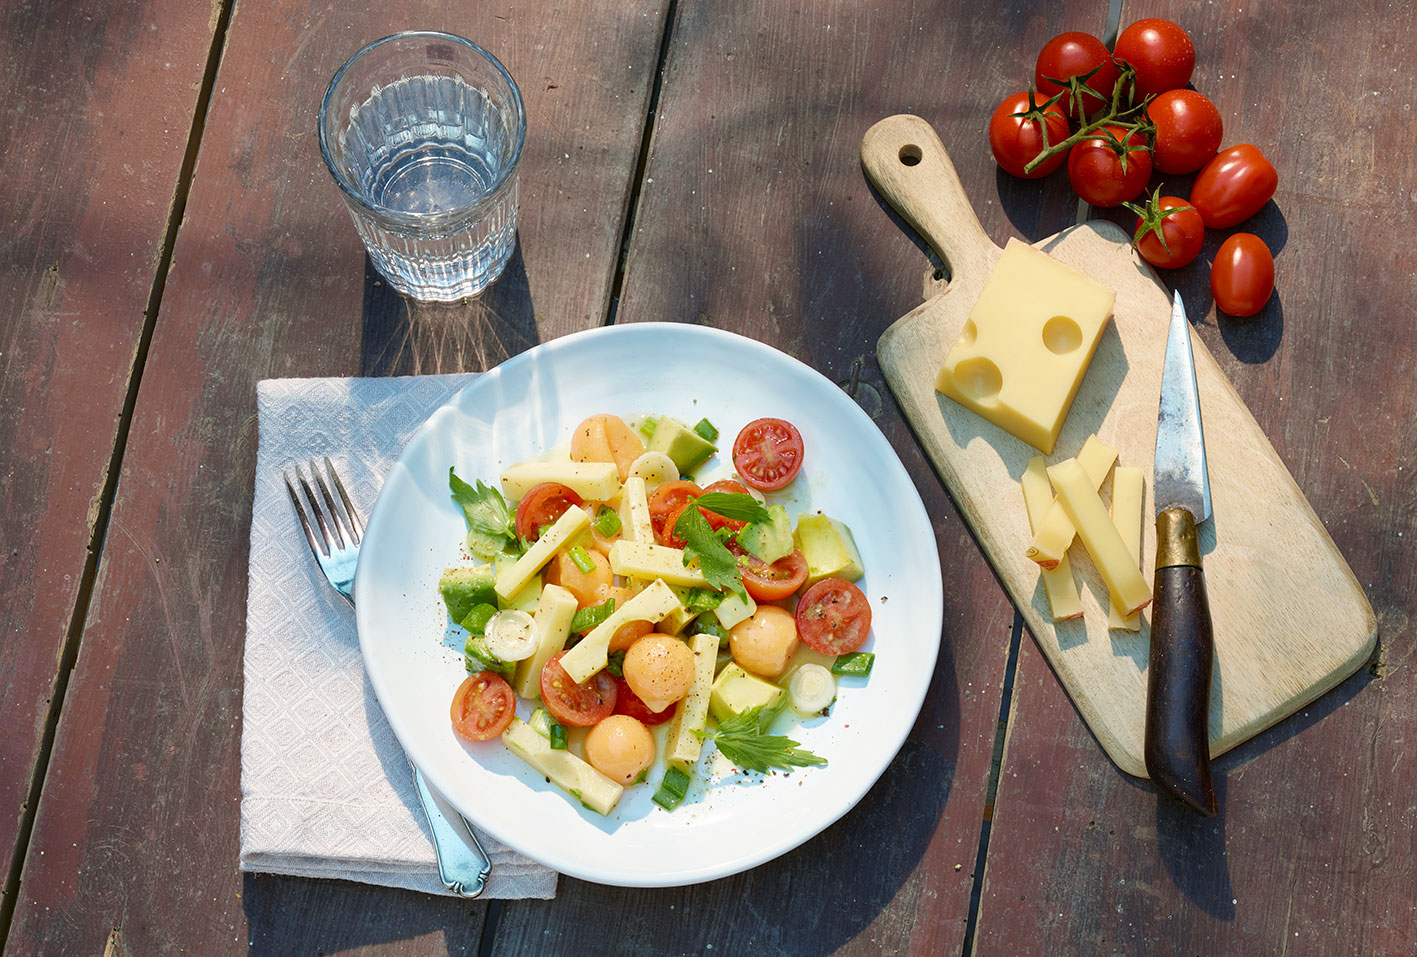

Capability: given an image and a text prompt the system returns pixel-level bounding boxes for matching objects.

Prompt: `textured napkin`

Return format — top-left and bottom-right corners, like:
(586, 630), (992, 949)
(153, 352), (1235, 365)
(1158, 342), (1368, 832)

(240, 374), (557, 899)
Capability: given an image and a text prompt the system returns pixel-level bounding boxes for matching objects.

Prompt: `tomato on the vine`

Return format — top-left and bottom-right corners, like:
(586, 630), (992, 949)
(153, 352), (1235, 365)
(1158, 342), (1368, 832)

(1066, 125), (1151, 207)
(1147, 89), (1222, 175)
(1126, 191), (1204, 269)
(1112, 18), (1195, 100)
(1211, 233), (1274, 317)
(988, 91), (1069, 179)
(1034, 32), (1119, 121)
(1190, 144), (1278, 228)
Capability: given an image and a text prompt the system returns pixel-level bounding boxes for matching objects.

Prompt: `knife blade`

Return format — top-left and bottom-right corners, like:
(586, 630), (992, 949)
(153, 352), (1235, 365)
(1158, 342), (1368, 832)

(1144, 291), (1218, 817)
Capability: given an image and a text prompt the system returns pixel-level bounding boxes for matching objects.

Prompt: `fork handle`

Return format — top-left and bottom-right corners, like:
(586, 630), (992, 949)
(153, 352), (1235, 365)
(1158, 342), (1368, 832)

(412, 764), (492, 897)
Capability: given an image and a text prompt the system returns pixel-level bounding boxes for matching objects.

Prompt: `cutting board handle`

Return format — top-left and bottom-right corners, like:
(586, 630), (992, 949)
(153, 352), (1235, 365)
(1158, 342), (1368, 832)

(861, 114), (995, 281)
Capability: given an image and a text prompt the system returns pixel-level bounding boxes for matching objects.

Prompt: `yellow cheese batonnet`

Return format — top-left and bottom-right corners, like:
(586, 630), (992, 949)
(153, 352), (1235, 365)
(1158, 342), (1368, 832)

(1025, 435), (1118, 569)
(1108, 466), (1146, 631)
(1020, 457), (1083, 621)
(935, 238), (1115, 455)
(1047, 458), (1152, 617)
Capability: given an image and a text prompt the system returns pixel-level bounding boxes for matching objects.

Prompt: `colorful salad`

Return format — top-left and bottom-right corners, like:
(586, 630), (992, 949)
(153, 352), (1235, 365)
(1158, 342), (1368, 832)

(437, 412), (875, 815)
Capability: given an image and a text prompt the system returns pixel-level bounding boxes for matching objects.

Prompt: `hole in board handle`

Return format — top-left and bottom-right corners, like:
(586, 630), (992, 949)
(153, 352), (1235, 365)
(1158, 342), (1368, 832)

(898, 144), (922, 166)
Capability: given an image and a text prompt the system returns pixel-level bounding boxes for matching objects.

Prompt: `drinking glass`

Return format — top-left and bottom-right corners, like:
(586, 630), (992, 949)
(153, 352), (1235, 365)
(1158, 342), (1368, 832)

(319, 32), (526, 301)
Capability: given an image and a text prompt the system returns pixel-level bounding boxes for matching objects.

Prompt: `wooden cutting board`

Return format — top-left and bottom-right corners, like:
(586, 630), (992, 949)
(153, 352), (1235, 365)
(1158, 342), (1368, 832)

(862, 114), (1376, 778)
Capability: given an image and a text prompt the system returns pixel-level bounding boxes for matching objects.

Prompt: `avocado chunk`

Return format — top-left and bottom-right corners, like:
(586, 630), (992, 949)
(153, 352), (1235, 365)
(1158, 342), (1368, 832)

(647, 416), (717, 475)
(709, 663), (784, 723)
(794, 514), (865, 586)
(734, 503), (794, 564)
(439, 565), (498, 623)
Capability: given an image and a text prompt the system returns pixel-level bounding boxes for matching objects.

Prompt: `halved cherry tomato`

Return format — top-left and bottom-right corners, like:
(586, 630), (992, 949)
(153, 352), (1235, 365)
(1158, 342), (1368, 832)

(1190, 144), (1278, 228)
(1211, 233), (1274, 318)
(1147, 89), (1222, 175)
(1034, 32), (1119, 121)
(732, 418), (804, 491)
(611, 675), (675, 726)
(449, 672), (517, 742)
(794, 578), (872, 655)
(988, 91), (1070, 179)
(1067, 125), (1151, 207)
(738, 548), (809, 602)
(1112, 18), (1195, 100)
(1130, 193), (1204, 269)
(514, 483), (583, 542)
(647, 479), (703, 544)
(539, 651), (617, 727)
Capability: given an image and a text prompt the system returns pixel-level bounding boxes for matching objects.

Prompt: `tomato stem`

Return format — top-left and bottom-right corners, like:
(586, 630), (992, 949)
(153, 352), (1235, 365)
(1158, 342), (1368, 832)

(1020, 62), (1155, 175)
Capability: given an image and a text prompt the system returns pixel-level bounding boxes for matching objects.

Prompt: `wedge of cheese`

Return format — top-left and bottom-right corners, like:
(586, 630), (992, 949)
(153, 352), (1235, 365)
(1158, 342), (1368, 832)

(936, 239), (1115, 454)
(1047, 458), (1152, 616)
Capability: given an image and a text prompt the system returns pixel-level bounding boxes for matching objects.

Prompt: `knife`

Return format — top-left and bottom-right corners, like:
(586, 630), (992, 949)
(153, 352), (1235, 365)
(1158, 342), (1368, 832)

(1144, 291), (1218, 817)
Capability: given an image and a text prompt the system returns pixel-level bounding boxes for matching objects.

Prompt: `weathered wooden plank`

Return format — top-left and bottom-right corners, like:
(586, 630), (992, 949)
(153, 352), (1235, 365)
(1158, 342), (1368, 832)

(489, 2), (1103, 953)
(978, 0), (1417, 951)
(0, 0), (215, 914)
(6, 2), (671, 953)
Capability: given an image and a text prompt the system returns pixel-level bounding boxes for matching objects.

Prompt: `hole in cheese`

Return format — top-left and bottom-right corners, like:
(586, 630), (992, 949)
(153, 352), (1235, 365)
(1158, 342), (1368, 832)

(951, 356), (1003, 401)
(898, 144), (923, 166)
(1042, 315), (1083, 354)
(958, 319), (978, 348)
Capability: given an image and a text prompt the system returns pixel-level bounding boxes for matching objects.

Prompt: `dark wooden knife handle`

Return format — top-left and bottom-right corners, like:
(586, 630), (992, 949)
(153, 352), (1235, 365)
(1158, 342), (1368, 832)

(1144, 507), (1218, 817)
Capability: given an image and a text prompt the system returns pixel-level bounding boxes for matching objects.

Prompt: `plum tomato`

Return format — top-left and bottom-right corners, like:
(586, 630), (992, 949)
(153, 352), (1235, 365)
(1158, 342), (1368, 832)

(1128, 191), (1204, 269)
(539, 651), (617, 726)
(732, 418), (804, 491)
(794, 578), (872, 656)
(1067, 125), (1151, 207)
(988, 91), (1070, 179)
(1211, 233), (1275, 318)
(1112, 18), (1196, 100)
(514, 482), (584, 542)
(450, 672), (517, 742)
(1190, 144), (1279, 228)
(1035, 32), (1120, 121)
(1147, 89), (1223, 175)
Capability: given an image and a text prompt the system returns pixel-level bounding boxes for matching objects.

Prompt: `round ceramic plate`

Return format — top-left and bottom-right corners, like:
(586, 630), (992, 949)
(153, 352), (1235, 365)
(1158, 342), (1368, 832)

(355, 322), (943, 886)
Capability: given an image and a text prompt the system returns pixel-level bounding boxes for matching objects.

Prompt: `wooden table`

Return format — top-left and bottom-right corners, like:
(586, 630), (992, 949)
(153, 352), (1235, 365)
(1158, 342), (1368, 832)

(2, 1), (1412, 952)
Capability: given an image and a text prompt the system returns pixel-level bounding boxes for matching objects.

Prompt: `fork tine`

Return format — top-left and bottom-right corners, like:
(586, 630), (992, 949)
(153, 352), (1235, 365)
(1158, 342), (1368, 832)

(284, 471), (327, 558)
(295, 464), (338, 553)
(324, 456), (363, 543)
(308, 459), (350, 548)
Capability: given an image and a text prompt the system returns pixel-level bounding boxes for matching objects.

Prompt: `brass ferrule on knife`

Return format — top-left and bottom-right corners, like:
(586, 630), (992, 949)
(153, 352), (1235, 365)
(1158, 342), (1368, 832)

(1156, 507), (1202, 569)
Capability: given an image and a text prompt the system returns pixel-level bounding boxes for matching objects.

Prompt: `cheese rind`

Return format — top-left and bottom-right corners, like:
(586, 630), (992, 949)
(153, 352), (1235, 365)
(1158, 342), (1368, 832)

(1026, 435), (1118, 568)
(1108, 467), (1145, 630)
(1047, 458), (1152, 616)
(935, 239), (1115, 454)
(1021, 457), (1083, 621)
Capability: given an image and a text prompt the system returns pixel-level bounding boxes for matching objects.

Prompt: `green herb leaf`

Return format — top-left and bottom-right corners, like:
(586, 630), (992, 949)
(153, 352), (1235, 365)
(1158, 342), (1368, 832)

(693, 492), (770, 524)
(569, 598), (616, 634)
(606, 649), (627, 678)
(673, 505), (746, 600)
(694, 702), (827, 774)
(449, 468), (516, 557)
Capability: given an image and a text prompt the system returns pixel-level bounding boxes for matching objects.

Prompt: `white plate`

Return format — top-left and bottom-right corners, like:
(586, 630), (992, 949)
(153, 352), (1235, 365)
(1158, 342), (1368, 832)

(355, 323), (943, 886)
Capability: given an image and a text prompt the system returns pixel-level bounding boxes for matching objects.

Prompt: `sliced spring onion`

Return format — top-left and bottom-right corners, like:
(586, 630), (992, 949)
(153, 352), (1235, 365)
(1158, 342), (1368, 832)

(549, 722), (568, 750)
(568, 545), (595, 574)
(593, 505), (622, 537)
(652, 766), (692, 810)
(692, 418), (718, 442)
(638, 415), (659, 439)
(830, 652), (875, 677)
(569, 598), (615, 634)
(529, 707), (555, 739)
(484, 609), (540, 662)
(627, 451), (679, 489)
(787, 663), (836, 715)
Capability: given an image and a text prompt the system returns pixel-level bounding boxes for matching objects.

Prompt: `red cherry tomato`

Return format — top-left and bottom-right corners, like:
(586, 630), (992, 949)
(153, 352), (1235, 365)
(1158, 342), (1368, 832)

(1035, 32), (1120, 120)
(987, 91), (1070, 179)
(1112, 18), (1195, 100)
(646, 479), (703, 544)
(732, 418), (804, 492)
(1190, 144), (1279, 228)
(514, 483), (583, 542)
(1067, 125), (1151, 207)
(539, 651), (617, 727)
(611, 675), (675, 726)
(1131, 194), (1205, 269)
(1147, 89), (1223, 175)
(794, 578), (872, 655)
(1211, 233), (1275, 317)
(738, 548), (809, 602)
(449, 672), (517, 742)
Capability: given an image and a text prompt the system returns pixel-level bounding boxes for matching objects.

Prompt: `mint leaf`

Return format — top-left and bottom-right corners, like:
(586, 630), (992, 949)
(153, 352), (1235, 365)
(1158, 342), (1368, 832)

(673, 504), (746, 600)
(693, 492), (770, 524)
(694, 702), (827, 774)
(449, 468), (515, 557)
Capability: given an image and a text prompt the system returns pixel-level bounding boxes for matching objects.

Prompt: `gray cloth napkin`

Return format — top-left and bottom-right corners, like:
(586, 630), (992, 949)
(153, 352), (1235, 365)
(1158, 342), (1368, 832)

(240, 374), (557, 899)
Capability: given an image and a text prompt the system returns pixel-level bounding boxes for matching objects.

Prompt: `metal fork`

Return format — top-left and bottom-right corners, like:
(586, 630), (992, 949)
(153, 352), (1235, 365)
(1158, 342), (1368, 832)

(285, 457), (492, 898)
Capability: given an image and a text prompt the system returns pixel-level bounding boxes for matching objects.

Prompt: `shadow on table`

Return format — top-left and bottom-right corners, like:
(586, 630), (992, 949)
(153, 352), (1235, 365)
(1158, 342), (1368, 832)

(358, 242), (541, 376)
